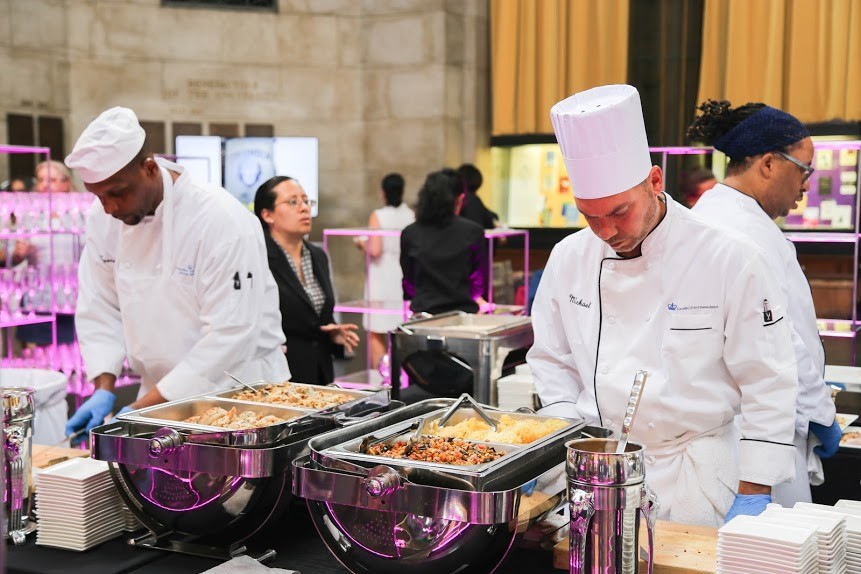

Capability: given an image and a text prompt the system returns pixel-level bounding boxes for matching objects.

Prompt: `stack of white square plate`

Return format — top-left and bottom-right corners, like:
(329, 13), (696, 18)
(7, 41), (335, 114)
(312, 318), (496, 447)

(796, 501), (861, 574)
(121, 503), (141, 532)
(761, 505), (846, 573)
(717, 514), (819, 574)
(496, 369), (535, 411)
(34, 458), (125, 551)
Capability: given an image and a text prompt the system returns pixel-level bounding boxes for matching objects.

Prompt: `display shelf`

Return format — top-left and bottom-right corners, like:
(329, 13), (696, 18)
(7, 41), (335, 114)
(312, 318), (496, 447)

(783, 232), (859, 243)
(333, 299), (407, 315)
(323, 226), (531, 385)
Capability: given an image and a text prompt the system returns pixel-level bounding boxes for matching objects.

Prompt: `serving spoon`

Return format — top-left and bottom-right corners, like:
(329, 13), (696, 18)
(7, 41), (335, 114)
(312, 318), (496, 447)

(615, 370), (648, 454)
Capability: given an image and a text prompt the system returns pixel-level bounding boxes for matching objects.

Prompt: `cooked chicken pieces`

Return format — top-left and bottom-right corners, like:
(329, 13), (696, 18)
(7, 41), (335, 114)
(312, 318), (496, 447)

(231, 382), (354, 409)
(183, 406), (288, 429)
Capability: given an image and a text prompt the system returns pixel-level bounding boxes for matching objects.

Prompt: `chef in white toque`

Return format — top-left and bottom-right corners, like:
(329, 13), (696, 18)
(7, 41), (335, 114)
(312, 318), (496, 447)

(64, 106), (289, 439)
(527, 84), (798, 526)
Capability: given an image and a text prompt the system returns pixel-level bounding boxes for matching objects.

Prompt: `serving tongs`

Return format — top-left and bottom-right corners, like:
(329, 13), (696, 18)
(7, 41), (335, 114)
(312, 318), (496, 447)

(359, 418), (423, 454)
(436, 393), (500, 432)
(224, 370), (271, 397)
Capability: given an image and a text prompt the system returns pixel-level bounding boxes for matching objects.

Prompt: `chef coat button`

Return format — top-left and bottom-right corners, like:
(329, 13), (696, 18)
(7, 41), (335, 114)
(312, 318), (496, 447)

(605, 419), (613, 427)
(600, 367), (609, 375)
(608, 262), (616, 270)
(647, 421), (655, 429)
(646, 456), (656, 465)
(607, 316), (616, 325)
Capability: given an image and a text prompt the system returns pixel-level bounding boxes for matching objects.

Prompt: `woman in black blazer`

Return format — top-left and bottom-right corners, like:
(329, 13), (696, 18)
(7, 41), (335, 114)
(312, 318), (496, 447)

(254, 176), (359, 385)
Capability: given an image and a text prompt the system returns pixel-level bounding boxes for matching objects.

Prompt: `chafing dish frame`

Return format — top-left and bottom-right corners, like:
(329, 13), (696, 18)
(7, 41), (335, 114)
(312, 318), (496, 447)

(389, 311), (534, 405)
(89, 389), (399, 560)
(294, 398), (587, 524)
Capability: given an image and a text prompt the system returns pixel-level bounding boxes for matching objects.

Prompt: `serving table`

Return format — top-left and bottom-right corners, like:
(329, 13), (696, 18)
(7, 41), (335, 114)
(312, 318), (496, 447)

(552, 520), (718, 573)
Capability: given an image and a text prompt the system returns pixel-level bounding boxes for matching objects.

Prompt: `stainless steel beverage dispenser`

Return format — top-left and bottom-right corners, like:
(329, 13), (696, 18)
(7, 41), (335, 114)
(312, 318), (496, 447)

(566, 437), (658, 574)
(3, 387), (36, 544)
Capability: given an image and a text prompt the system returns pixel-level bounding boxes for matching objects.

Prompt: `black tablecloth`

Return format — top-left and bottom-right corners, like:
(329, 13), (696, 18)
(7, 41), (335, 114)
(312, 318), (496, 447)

(7, 505), (562, 574)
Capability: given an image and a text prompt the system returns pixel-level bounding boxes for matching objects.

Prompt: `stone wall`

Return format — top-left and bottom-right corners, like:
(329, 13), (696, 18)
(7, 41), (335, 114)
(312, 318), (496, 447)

(0, 0), (489, 302)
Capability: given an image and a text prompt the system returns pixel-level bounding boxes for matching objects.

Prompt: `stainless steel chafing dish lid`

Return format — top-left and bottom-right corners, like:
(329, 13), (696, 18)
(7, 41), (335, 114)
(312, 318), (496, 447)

(397, 311), (531, 339)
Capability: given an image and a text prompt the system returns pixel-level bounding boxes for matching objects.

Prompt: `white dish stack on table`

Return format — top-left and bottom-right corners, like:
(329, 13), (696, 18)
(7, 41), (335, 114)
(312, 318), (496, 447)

(496, 364), (536, 411)
(760, 505), (847, 574)
(33, 457), (126, 551)
(717, 514), (819, 574)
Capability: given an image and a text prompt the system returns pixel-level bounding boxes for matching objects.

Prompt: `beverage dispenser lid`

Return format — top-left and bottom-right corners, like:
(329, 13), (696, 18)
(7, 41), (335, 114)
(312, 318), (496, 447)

(3, 387), (36, 423)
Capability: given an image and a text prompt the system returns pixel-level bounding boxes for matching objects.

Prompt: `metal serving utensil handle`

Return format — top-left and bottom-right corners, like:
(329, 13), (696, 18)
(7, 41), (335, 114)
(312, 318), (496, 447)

(223, 370), (262, 394)
(568, 489), (594, 574)
(437, 393), (500, 431)
(639, 483), (659, 574)
(615, 370), (648, 454)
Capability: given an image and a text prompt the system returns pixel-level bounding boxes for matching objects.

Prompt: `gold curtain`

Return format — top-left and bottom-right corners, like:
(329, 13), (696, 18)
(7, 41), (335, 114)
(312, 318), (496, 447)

(491, 0), (630, 136)
(698, 0), (861, 122)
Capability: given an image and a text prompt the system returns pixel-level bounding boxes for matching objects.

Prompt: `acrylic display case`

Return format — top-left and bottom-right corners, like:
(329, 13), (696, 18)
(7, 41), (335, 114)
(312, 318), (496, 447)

(322, 227), (531, 388)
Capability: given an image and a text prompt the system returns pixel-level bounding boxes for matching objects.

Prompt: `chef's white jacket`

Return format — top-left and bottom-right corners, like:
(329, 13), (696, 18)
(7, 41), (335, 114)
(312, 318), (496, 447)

(694, 184), (836, 505)
(694, 184), (835, 434)
(528, 194), (798, 524)
(76, 158), (289, 401)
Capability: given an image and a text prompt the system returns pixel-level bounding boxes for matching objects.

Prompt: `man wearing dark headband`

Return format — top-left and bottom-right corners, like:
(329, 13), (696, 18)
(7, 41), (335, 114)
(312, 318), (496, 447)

(688, 100), (841, 508)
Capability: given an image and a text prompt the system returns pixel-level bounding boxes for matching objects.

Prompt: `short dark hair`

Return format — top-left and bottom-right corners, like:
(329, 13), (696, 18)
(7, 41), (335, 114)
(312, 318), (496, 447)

(416, 168), (459, 226)
(457, 163), (482, 194)
(381, 173), (404, 207)
(253, 175), (295, 231)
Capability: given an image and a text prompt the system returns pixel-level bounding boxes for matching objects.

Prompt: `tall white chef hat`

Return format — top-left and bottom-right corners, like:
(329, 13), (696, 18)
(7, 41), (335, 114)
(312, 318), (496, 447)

(550, 84), (652, 199)
(65, 107), (146, 184)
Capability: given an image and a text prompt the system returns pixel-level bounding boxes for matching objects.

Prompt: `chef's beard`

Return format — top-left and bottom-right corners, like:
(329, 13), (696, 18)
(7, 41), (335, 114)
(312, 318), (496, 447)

(609, 186), (661, 256)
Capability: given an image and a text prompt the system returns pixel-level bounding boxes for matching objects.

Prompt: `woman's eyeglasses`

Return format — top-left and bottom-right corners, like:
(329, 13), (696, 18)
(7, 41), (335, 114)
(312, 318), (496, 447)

(775, 151), (815, 182)
(275, 197), (317, 209)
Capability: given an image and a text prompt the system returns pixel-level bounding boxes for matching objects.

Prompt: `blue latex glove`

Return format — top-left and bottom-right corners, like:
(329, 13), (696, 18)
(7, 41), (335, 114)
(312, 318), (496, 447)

(521, 479), (537, 496)
(810, 420), (843, 459)
(109, 405), (134, 423)
(65, 389), (116, 437)
(724, 494), (771, 523)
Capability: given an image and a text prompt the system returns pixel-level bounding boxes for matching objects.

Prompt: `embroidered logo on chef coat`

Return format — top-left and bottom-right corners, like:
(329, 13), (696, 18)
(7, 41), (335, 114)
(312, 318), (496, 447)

(569, 294), (592, 308)
(667, 302), (678, 310)
(761, 299), (784, 326)
(99, 255), (115, 264)
(176, 265), (195, 276)
(762, 299), (773, 322)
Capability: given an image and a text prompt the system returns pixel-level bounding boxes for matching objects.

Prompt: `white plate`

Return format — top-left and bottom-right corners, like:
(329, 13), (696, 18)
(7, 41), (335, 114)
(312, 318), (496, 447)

(838, 413), (859, 430)
(719, 538), (816, 559)
(760, 507), (846, 535)
(718, 547), (818, 567)
(838, 500), (861, 510)
(840, 426), (861, 449)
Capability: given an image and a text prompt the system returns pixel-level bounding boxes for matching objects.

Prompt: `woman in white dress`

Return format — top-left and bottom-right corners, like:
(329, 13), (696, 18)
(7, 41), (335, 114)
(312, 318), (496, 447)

(357, 173), (415, 370)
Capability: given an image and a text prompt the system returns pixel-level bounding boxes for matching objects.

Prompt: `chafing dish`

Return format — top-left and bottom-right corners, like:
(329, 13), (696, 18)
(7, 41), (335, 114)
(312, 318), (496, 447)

(90, 384), (395, 559)
(294, 396), (592, 574)
(390, 311), (533, 405)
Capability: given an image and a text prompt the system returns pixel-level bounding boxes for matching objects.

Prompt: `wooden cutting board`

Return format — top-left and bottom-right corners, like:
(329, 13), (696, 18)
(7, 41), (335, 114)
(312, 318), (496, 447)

(552, 520), (718, 573)
(32, 443), (91, 470)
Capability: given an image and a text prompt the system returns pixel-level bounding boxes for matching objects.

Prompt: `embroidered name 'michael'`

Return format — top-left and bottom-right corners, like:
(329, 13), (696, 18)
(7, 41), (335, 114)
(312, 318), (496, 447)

(569, 294), (591, 308)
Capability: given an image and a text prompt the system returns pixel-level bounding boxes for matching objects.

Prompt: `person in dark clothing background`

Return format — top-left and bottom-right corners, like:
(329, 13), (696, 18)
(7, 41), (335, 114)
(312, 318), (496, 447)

(254, 176), (359, 385)
(400, 168), (488, 315)
(456, 163), (499, 229)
